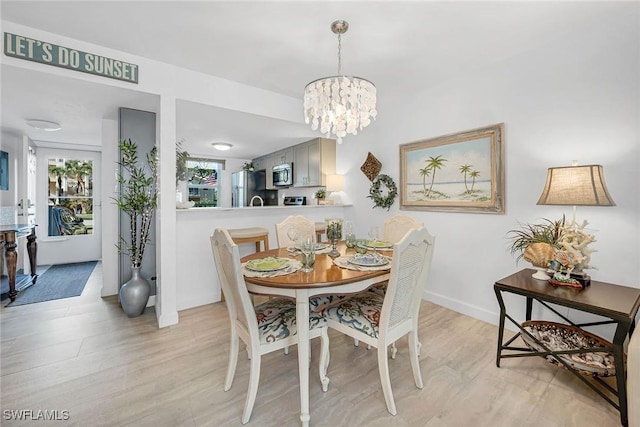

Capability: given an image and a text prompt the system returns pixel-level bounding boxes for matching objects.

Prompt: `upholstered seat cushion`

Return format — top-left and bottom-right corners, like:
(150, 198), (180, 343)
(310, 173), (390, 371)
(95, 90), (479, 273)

(321, 293), (384, 338)
(255, 298), (326, 345)
(309, 294), (347, 312)
(367, 281), (388, 297)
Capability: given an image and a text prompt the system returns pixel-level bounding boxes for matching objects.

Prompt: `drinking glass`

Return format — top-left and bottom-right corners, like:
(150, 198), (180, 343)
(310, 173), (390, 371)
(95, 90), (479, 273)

(298, 234), (315, 272)
(344, 221), (356, 249)
(287, 227), (299, 248)
(368, 226), (380, 256)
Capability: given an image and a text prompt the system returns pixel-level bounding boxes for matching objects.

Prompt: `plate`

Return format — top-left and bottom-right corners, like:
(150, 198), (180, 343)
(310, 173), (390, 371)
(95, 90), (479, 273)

(245, 257), (290, 272)
(362, 240), (393, 249)
(288, 243), (329, 252)
(347, 254), (389, 267)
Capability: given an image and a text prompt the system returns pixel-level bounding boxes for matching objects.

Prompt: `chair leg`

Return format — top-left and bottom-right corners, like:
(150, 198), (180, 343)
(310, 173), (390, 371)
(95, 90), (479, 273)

(408, 331), (423, 389)
(242, 351), (262, 424)
(284, 346), (289, 355)
(354, 338), (359, 347)
(377, 345), (397, 415)
(390, 341), (398, 359)
(224, 327), (239, 391)
(319, 328), (330, 392)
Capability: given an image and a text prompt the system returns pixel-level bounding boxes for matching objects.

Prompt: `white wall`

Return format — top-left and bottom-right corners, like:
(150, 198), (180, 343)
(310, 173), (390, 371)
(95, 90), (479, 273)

(338, 3), (640, 328)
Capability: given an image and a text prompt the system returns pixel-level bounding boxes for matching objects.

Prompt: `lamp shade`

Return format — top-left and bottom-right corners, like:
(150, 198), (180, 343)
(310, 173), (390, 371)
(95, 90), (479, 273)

(536, 165), (615, 206)
(325, 174), (344, 192)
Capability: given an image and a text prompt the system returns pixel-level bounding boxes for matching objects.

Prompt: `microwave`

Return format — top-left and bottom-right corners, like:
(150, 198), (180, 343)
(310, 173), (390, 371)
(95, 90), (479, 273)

(273, 163), (293, 187)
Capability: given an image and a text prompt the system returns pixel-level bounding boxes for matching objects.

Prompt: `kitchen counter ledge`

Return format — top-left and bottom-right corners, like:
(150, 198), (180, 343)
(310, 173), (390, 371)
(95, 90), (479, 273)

(176, 204), (352, 212)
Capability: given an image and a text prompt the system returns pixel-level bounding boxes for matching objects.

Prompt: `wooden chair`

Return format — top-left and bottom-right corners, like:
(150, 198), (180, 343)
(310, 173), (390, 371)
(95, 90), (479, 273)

(228, 227), (269, 252)
(383, 214), (423, 244)
(210, 228), (329, 424)
(319, 227), (436, 415)
(275, 215), (315, 248)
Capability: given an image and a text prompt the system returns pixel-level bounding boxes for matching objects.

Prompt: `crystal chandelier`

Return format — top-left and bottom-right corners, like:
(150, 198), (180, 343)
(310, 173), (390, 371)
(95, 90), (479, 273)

(303, 20), (377, 144)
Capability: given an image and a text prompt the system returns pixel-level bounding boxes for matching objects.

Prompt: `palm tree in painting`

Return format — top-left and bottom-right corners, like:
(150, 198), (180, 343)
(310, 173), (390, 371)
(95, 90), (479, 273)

(419, 166), (431, 196)
(469, 170), (480, 193)
(425, 155), (447, 198)
(459, 164), (472, 193)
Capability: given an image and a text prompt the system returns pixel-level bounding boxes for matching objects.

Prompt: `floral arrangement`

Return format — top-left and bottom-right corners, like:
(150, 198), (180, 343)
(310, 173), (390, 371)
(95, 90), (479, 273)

(314, 189), (326, 199)
(242, 161), (255, 171)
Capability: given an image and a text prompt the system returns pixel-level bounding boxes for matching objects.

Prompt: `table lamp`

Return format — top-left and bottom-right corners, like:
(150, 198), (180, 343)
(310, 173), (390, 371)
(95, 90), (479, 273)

(325, 174), (344, 205)
(536, 162), (615, 285)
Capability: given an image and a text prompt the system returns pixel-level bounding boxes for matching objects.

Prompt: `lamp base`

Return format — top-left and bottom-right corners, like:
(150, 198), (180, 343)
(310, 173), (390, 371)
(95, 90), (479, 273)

(570, 271), (591, 287)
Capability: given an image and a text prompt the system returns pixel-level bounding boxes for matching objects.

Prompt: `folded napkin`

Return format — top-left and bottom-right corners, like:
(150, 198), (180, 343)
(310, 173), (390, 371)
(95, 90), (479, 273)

(332, 255), (392, 271)
(242, 259), (302, 278)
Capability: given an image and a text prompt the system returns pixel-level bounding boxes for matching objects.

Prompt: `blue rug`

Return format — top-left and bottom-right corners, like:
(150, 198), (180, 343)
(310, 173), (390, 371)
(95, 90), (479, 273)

(3, 261), (97, 306)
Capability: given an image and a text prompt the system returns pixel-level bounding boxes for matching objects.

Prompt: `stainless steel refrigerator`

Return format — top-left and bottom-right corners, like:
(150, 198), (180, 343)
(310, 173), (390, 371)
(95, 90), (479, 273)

(231, 170), (278, 207)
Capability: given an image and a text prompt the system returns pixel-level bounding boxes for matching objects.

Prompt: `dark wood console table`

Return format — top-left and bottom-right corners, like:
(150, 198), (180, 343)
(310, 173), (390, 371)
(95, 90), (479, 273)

(495, 269), (640, 427)
(1, 224), (38, 302)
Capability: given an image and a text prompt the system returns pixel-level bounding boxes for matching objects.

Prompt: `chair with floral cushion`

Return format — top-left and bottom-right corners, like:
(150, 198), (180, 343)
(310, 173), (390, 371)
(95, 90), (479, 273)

(210, 228), (330, 424)
(319, 227), (435, 416)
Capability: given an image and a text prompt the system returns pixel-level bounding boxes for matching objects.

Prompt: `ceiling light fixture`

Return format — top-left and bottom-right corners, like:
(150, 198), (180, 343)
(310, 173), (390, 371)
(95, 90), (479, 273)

(303, 20), (377, 145)
(212, 142), (233, 151)
(25, 119), (62, 131)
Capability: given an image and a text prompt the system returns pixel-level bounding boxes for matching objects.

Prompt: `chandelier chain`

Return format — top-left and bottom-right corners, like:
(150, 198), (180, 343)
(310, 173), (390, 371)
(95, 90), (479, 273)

(337, 33), (342, 75)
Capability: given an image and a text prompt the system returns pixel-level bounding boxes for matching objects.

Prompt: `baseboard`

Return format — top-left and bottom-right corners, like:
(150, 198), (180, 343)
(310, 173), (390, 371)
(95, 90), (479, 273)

(177, 291), (219, 312)
(423, 289), (500, 327)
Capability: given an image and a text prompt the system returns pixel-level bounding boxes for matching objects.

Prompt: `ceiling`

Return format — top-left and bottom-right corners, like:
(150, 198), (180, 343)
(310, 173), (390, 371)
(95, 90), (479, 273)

(1, 1), (610, 159)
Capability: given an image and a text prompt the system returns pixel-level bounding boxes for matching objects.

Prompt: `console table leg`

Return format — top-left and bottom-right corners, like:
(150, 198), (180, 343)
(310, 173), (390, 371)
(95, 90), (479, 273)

(494, 288), (506, 367)
(4, 231), (18, 302)
(613, 324), (630, 427)
(26, 229), (38, 283)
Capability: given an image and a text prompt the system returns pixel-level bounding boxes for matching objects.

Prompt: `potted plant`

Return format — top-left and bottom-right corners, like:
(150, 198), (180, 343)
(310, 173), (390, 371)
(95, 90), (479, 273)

(242, 161), (255, 172)
(315, 188), (327, 205)
(114, 138), (158, 317)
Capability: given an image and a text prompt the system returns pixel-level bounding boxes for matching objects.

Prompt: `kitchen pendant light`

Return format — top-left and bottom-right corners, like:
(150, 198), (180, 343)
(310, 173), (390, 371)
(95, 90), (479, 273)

(303, 20), (377, 144)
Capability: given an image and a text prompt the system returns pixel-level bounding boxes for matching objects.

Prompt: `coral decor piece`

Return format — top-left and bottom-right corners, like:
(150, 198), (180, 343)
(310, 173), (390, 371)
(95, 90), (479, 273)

(360, 152), (382, 182)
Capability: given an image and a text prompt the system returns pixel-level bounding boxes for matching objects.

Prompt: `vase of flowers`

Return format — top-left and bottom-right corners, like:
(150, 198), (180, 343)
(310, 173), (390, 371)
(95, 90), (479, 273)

(242, 161), (255, 172)
(114, 139), (158, 317)
(325, 218), (343, 258)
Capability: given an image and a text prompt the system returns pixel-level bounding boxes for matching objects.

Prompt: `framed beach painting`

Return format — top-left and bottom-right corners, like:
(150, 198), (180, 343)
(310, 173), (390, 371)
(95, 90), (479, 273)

(399, 123), (505, 214)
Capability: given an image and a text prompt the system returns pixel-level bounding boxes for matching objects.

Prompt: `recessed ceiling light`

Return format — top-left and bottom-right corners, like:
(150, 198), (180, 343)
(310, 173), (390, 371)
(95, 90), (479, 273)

(26, 119), (62, 131)
(212, 143), (233, 151)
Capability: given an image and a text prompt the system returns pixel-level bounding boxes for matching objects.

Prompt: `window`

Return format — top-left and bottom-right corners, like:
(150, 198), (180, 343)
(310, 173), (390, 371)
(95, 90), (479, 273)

(186, 158), (224, 207)
(47, 157), (93, 236)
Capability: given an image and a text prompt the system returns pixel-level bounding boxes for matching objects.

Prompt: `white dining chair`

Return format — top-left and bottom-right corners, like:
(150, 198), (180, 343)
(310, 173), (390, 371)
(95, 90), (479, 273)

(383, 214), (423, 245)
(318, 227), (436, 416)
(275, 215), (316, 248)
(210, 228), (330, 424)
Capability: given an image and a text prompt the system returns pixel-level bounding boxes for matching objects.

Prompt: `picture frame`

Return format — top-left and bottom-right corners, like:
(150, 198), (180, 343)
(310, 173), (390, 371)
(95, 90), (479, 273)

(0, 151), (8, 191)
(399, 123), (505, 214)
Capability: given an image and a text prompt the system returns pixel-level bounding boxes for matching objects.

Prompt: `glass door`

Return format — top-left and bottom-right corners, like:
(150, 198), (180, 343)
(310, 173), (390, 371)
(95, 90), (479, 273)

(36, 148), (101, 265)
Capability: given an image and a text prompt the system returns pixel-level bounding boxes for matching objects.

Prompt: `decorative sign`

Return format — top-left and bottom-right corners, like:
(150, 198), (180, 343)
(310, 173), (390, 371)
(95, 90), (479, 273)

(4, 32), (138, 84)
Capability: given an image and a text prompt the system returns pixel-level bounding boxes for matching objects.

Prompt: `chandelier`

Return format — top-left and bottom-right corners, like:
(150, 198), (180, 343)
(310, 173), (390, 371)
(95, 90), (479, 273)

(303, 20), (377, 144)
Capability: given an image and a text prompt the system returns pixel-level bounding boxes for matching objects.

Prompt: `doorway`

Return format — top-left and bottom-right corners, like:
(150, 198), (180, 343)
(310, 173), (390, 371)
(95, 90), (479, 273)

(36, 147), (101, 265)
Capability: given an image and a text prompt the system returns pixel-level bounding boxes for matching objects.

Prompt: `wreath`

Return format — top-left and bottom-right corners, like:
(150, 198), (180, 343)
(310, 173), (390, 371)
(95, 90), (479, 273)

(368, 174), (398, 210)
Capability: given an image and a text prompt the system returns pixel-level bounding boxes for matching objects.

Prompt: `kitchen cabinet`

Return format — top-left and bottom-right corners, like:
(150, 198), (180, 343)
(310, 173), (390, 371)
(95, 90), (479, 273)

(264, 154), (276, 189)
(293, 138), (336, 187)
(251, 156), (267, 171)
(273, 148), (294, 166)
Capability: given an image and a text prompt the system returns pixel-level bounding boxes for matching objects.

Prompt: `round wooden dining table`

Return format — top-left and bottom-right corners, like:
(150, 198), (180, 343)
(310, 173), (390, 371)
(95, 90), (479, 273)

(241, 241), (391, 427)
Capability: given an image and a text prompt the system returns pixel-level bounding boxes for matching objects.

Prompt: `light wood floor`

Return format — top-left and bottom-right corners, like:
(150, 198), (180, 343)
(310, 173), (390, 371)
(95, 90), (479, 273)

(1, 262), (622, 426)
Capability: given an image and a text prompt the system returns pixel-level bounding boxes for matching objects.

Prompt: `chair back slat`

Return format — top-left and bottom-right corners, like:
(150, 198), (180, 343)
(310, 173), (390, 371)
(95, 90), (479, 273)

(381, 227), (435, 333)
(210, 228), (258, 336)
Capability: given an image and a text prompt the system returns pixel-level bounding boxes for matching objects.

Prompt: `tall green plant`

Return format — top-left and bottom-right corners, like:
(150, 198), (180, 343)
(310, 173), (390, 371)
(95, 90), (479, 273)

(114, 139), (158, 269)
